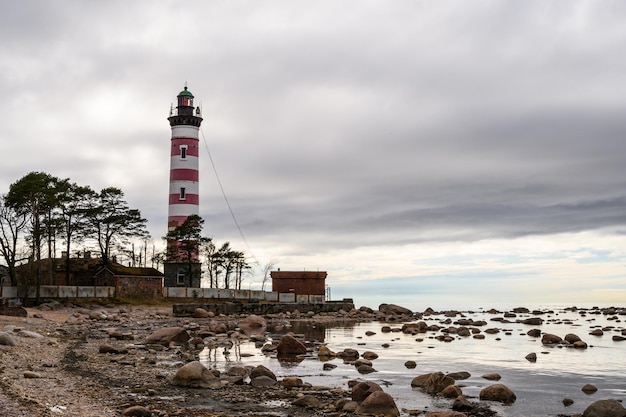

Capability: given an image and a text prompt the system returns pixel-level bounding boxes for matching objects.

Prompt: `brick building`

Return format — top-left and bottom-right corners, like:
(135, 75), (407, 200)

(271, 270), (327, 296)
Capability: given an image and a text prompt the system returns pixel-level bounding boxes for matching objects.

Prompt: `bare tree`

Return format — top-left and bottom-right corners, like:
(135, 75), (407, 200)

(260, 259), (278, 291)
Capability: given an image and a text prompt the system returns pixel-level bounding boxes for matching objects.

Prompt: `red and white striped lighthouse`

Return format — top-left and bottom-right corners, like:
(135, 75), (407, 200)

(164, 85), (203, 288)
(167, 85), (203, 231)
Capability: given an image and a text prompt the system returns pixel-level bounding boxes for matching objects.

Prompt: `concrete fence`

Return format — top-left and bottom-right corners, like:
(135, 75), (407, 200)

(1, 286), (326, 304)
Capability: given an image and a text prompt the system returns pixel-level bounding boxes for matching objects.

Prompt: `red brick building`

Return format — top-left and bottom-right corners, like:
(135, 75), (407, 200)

(271, 270), (327, 295)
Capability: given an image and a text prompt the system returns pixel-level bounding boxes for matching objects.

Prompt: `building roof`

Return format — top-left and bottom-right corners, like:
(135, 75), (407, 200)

(96, 264), (163, 277)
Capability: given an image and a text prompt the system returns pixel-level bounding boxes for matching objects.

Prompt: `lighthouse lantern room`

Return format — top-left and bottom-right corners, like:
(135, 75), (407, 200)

(164, 85), (203, 288)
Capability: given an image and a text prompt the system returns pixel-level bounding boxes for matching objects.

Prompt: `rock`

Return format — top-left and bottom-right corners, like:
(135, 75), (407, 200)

(250, 375), (277, 387)
(122, 405), (152, 416)
(527, 329), (542, 337)
(590, 329), (604, 336)
(447, 371), (471, 380)
(293, 395), (323, 408)
(613, 335), (626, 341)
(410, 373), (431, 388)
(17, 330), (44, 338)
(146, 327), (189, 346)
(0, 332), (16, 346)
(365, 330), (376, 336)
(582, 399), (626, 417)
(249, 365), (276, 381)
(276, 334), (306, 355)
(481, 373), (501, 381)
(23, 371), (42, 378)
(281, 377), (304, 388)
(441, 385), (462, 398)
(379, 303), (413, 316)
(352, 381), (383, 402)
(479, 384), (516, 404)
(541, 333), (563, 345)
(340, 400), (358, 412)
(452, 395), (474, 411)
(355, 390), (400, 417)
(98, 344), (128, 354)
(336, 348), (360, 360)
(564, 333), (582, 343)
(563, 398), (574, 406)
(238, 314), (267, 335)
(193, 308), (211, 318)
(405, 360), (417, 369)
(522, 317), (544, 325)
(426, 412), (469, 417)
(362, 351), (379, 360)
(581, 383), (598, 394)
(525, 352), (537, 362)
(172, 361), (221, 388)
(422, 372), (455, 395)
(573, 340), (588, 349)
(317, 346), (336, 358)
(357, 364), (376, 374)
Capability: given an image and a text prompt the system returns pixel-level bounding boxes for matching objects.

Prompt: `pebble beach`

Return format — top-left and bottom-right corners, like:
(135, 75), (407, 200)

(1, 301), (625, 417)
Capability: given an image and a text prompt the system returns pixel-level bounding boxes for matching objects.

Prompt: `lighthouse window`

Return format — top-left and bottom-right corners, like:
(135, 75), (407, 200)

(177, 271), (185, 285)
(179, 187), (186, 200)
(180, 146), (187, 159)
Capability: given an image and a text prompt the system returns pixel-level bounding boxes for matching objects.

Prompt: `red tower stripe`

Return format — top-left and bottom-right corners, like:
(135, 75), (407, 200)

(170, 169), (199, 181)
(169, 194), (200, 205)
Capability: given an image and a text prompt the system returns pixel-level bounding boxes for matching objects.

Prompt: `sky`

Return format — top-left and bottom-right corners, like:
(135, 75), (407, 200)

(1, 1), (625, 310)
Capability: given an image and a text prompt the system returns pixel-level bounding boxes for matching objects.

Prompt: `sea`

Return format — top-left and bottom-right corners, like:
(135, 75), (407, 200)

(199, 304), (626, 417)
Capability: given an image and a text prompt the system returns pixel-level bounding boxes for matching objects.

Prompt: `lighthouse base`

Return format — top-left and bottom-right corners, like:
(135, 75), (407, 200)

(164, 262), (201, 288)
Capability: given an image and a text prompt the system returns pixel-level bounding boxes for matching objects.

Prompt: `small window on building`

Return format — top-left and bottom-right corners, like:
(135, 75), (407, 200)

(180, 146), (187, 159)
(180, 187), (186, 200)
(177, 271), (185, 285)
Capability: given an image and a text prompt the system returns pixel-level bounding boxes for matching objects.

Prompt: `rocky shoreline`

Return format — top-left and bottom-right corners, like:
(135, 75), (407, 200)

(1, 301), (625, 417)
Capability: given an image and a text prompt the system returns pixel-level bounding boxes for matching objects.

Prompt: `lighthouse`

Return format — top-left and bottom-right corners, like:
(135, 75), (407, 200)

(164, 85), (203, 288)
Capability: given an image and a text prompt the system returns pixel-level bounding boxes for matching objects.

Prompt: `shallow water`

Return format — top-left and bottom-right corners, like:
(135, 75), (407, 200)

(200, 307), (626, 416)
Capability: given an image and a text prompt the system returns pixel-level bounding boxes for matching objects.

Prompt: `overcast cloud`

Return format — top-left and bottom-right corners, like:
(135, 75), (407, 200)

(1, 1), (625, 309)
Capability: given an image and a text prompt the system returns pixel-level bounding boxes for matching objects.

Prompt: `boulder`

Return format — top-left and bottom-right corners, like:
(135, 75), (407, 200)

(379, 303), (413, 316)
(541, 333), (563, 345)
(0, 332), (16, 346)
(410, 373), (431, 388)
(281, 377), (304, 388)
(352, 381), (383, 402)
(441, 385), (462, 398)
(447, 371), (471, 380)
(122, 405), (152, 416)
(479, 384), (516, 404)
(276, 334), (306, 355)
(422, 372), (455, 395)
(354, 390), (400, 417)
(238, 314), (267, 335)
(362, 351), (379, 360)
(525, 352), (537, 362)
(317, 346), (336, 358)
(481, 373), (501, 381)
(23, 371), (42, 379)
(193, 308), (211, 318)
(573, 340), (588, 349)
(613, 335), (626, 342)
(146, 327), (189, 346)
(357, 364), (376, 374)
(250, 375), (277, 387)
(172, 361), (221, 388)
(452, 395), (474, 412)
(292, 395), (323, 408)
(249, 365), (277, 381)
(336, 348), (360, 360)
(590, 329), (604, 336)
(582, 399), (626, 417)
(17, 330), (44, 338)
(581, 383), (598, 394)
(564, 333), (582, 344)
(522, 317), (544, 325)
(527, 329), (542, 337)
(405, 360), (417, 369)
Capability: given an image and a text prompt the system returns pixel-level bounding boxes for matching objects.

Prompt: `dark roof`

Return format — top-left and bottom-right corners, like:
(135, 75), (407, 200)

(178, 86), (194, 98)
(97, 264), (163, 277)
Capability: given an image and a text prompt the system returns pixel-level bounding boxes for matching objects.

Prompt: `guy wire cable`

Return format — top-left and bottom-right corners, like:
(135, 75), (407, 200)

(200, 126), (260, 267)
